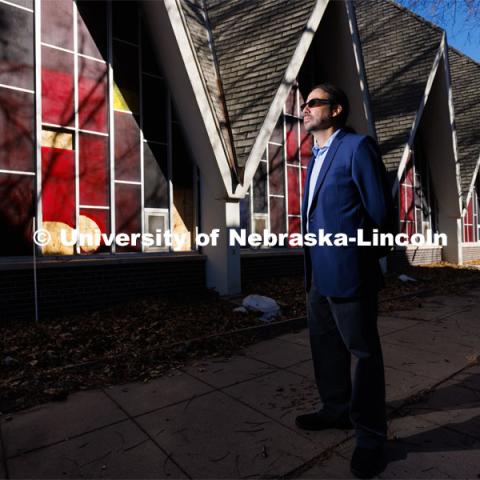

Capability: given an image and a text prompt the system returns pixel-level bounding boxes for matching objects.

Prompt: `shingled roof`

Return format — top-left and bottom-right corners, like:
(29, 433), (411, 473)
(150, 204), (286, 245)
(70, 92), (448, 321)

(354, 0), (443, 173)
(180, 0), (316, 170)
(179, 0), (236, 173)
(449, 47), (480, 201)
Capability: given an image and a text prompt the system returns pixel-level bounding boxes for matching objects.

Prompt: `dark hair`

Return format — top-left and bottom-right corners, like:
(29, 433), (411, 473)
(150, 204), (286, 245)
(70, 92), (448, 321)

(310, 83), (350, 128)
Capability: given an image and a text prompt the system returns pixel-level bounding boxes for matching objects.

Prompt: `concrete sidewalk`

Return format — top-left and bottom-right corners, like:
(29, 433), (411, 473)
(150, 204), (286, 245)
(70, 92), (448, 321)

(1, 288), (480, 479)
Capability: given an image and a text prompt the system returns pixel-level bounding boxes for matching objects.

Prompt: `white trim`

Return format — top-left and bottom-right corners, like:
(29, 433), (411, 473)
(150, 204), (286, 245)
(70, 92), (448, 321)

(143, 139), (167, 146)
(160, 0), (235, 196)
(42, 123), (108, 137)
(115, 179), (142, 186)
(442, 40), (463, 217)
(113, 108), (134, 115)
(34, 0), (43, 235)
(41, 42), (107, 64)
(0, 0), (33, 12)
(269, 194), (285, 199)
(0, 83), (35, 94)
(139, 9), (145, 252)
(107, 0), (115, 252)
(393, 35), (446, 197)
(0, 168), (35, 176)
(345, 0), (376, 140)
(167, 91), (173, 252)
(73, 0), (80, 254)
(78, 52), (106, 64)
(237, 0), (329, 197)
(79, 205), (110, 210)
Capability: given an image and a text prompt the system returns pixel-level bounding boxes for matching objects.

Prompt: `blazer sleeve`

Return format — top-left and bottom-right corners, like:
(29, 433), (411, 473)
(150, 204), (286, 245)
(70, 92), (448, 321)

(351, 136), (395, 236)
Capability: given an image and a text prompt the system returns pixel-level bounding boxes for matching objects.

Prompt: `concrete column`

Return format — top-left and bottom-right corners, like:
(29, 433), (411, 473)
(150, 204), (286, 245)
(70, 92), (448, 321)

(200, 179), (241, 295)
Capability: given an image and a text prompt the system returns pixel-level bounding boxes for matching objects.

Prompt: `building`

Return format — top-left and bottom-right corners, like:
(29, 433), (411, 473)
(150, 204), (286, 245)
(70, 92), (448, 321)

(0, 0), (478, 321)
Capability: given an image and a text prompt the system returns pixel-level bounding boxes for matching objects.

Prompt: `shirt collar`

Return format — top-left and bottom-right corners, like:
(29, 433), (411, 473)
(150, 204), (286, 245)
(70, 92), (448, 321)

(312, 128), (342, 157)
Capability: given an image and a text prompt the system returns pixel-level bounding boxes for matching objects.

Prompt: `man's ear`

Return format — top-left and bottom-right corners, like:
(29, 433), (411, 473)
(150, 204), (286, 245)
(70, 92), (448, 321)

(331, 104), (342, 118)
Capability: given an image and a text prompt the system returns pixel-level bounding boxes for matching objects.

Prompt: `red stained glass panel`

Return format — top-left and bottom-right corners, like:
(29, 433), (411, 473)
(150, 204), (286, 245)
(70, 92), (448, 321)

(288, 216), (301, 236)
(115, 183), (141, 252)
(79, 133), (109, 206)
(42, 46), (74, 126)
(285, 117), (299, 163)
(114, 111), (140, 181)
(268, 143), (284, 196)
(0, 88), (34, 171)
(287, 166), (300, 215)
(41, 0), (73, 50)
(466, 199), (473, 224)
(0, 173), (34, 255)
(78, 57), (108, 133)
(269, 196), (286, 235)
(80, 207), (110, 252)
(41, 146), (75, 226)
(284, 86), (299, 117)
(300, 123), (312, 167)
(0, 3), (34, 90)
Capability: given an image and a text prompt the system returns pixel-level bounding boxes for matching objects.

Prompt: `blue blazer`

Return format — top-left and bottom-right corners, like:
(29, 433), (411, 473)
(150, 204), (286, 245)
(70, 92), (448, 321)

(302, 129), (393, 297)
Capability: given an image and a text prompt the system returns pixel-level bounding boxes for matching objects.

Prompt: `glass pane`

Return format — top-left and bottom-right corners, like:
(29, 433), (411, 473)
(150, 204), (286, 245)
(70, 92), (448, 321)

(269, 196), (286, 235)
(41, 0), (73, 50)
(253, 162), (267, 214)
(240, 195), (250, 234)
(141, 22), (162, 77)
(285, 116), (299, 163)
(78, 57), (108, 132)
(41, 146), (75, 227)
(300, 123), (312, 167)
(288, 216), (301, 236)
(7, 0), (33, 8)
(0, 173), (34, 255)
(79, 208), (110, 254)
(172, 124), (194, 251)
(270, 117), (283, 144)
(142, 75), (167, 142)
(287, 166), (300, 215)
(253, 216), (267, 235)
(0, 88), (34, 171)
(284, 86), (299, 117)
(42, 46), (74, 126)
(114, 111), (140, 181)
(0, 3), (34, 90)
(115, 183), (141, 252)
(77, 0), (108, 59)
(268, 143), (284, 196)
(113, 41), (139, 113)
(112, 1), (138, 44)
(301, 167), (307, 200)
(79, 133), (109, 206)
(144, 142), (168, 209)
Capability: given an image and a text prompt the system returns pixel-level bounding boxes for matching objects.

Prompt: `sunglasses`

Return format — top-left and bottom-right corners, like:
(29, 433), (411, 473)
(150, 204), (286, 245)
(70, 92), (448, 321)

(300, 98), (332, 111)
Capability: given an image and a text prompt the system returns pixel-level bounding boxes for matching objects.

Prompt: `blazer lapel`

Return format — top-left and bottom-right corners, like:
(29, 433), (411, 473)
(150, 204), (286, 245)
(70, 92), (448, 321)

(308, 131), (346, 215)
(302, 153), (316, 222)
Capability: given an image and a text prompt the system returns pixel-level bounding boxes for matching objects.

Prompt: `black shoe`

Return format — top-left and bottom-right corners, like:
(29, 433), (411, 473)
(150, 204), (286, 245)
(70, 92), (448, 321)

(350, 446), (385, 479)
(295, 410), (353, 431)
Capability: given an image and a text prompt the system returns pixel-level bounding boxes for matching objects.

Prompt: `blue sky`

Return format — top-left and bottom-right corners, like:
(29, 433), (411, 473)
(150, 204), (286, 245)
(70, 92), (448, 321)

(396, 0), (480, 62)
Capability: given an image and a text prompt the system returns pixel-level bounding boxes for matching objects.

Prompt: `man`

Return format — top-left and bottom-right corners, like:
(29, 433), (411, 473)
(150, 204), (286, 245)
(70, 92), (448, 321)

(296, 83), (393, 479)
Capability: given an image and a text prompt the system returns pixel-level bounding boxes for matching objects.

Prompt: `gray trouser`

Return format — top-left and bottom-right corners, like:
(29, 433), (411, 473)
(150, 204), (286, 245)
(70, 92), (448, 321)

(307, 282), (387, 448)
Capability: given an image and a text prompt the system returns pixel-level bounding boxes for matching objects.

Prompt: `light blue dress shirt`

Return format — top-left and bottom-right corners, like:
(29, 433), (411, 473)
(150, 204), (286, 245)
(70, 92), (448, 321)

(307, 128), (342, 217)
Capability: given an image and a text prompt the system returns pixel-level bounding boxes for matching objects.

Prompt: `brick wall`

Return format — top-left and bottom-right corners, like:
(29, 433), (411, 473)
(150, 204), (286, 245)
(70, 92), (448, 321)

(0, 254), (206, 322)
(387, 247), (442, 270)
(462, 245), (480, 263)
(241, 249), (305, 286)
